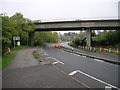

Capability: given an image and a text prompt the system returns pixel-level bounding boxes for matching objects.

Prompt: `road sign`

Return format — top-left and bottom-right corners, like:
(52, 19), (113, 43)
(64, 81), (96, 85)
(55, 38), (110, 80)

(13, 36), (20, 48)
(13, 36), (20, 40)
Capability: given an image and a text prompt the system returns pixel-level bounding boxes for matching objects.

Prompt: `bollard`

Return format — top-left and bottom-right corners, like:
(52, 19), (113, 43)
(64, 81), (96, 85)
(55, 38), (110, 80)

(105, 86), (112, 90)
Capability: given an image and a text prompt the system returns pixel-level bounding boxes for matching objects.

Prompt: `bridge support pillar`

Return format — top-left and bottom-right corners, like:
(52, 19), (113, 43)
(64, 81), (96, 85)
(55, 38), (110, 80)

(86, 29), (91, 47)
(28, 31), (35, 47)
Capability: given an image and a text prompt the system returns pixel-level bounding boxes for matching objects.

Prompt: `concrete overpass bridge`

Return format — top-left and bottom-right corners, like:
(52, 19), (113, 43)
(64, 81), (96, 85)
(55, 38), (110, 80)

(29, 19), (120, 46)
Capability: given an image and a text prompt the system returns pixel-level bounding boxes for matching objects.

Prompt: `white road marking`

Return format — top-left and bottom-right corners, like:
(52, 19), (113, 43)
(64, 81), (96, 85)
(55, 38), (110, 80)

(76, 70), (119, 89)
(68, 70), (78, 76)
(60, 49), (80, 56)
(53, 62), (59, 65)
(45, 57), (51, 59)
(93, 59), (104, 62)
(52, 57), (64, 65)
(41, 48), (48, 55)
(82, 56), (86, 58)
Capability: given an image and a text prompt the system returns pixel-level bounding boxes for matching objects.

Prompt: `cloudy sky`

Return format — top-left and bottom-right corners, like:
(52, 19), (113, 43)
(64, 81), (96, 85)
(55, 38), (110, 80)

(0, 0), (119, 34)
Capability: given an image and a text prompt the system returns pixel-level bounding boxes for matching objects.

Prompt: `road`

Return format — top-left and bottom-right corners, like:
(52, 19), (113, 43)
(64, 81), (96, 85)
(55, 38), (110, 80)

(42, 44), (120, 89)
(58, 42), (119, 62)
(3, 48), (88, 88)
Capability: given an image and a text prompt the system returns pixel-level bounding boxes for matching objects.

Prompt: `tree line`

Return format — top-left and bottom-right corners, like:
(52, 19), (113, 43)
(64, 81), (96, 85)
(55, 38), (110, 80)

(1, 13), (58, 54)
(70, 30), (120, 48)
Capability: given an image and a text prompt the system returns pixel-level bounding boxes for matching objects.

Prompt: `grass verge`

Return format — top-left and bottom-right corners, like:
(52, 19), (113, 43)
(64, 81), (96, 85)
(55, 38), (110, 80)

(11, 45), (30, 52)
(1, 45), (30, 69)
(32, 50), (40, 60)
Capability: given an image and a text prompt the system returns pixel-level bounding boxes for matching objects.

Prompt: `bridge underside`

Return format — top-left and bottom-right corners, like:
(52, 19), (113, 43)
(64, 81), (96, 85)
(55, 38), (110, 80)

(29, 19), (120, 47)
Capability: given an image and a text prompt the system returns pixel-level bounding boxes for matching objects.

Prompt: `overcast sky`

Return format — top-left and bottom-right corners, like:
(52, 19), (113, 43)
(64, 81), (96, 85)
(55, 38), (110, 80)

(0, 0), (119, 34)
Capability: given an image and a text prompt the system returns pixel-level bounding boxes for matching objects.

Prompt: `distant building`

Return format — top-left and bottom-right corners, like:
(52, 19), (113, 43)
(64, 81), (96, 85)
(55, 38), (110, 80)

(58, 32), (79, 41)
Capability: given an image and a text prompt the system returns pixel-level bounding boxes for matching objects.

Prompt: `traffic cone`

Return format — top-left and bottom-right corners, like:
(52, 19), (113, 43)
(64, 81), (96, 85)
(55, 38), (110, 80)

(94, 48), (96, 52)
(8, 48), (11, 55)
(116, 49), (119, 55)
(108, 48), (111, 53)
(100, 47), (102, 52)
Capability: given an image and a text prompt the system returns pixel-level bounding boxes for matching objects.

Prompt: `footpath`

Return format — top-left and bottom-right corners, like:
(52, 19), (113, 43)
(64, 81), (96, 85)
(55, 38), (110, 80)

(2, 48), (88, 88)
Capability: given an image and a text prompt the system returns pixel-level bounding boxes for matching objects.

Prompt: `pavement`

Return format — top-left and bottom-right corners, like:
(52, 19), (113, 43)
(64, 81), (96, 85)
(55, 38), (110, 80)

(2, 48), (88, 88)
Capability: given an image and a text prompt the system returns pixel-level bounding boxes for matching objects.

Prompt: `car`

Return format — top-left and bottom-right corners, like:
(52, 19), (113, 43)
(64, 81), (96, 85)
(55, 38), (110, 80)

(54, 44), (61, 48)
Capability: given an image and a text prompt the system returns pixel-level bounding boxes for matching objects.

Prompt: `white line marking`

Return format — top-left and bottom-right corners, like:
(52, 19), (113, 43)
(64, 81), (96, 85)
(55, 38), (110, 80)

(45, 57), (51, 59)
(76, 70), (119, 89)
(52, 57), (64, 65)
(53, 62), (59, 65)
(82, 56), (86, 58)
(93, 59), (104, 62)
(60, 49), (80, 56)
(68, 70), (78, 76)
(41, 48), (48, 55)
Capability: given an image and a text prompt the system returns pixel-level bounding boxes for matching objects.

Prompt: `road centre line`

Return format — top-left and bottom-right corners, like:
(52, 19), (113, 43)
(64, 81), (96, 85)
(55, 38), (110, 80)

(69, 70), (119, 89)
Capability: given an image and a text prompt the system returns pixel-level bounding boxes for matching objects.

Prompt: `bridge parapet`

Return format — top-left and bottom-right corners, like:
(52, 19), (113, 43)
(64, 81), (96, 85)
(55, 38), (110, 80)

(34, 19), (120, 31)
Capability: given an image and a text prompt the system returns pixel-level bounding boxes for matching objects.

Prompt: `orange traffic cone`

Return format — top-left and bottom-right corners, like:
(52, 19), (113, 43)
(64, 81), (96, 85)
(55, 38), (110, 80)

(116, 49), (119, 55)
(100, 47), (102, 52)
(108, 48), (111, 53)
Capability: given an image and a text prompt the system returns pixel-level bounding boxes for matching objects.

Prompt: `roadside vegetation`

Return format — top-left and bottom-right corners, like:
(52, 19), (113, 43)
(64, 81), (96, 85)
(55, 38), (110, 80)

(1, 12), (59, 68)
(68, 30), (120, 55)
(32, 50), (40, 60)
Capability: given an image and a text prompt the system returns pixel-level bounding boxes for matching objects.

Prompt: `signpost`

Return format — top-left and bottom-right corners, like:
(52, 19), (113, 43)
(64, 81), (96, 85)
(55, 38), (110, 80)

(13, 36), (20, 48)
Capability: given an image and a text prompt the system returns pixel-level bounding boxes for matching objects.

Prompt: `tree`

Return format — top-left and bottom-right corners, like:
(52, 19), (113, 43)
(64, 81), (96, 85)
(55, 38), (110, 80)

(2, 13), (34, 54)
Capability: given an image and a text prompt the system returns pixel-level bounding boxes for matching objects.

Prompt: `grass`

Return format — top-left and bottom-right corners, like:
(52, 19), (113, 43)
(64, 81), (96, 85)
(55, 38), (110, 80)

(0, 56), (2, 69)
(2, 53), (16, 69)
(11, 45), (30, 52)
(32, 50), (40, 60)
(1, 45), (30, 69)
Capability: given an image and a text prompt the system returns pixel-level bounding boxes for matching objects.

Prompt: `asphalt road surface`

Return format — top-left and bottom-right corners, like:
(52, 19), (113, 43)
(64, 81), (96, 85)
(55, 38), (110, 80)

(42, 44), (120, 89)
(58, 42), (119, 61)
